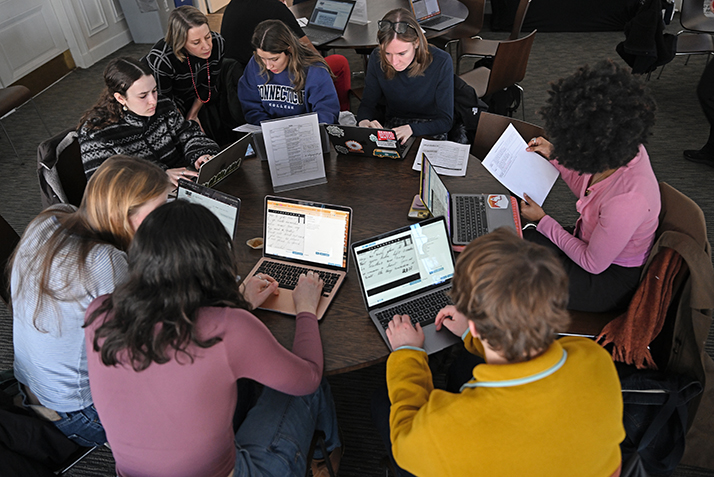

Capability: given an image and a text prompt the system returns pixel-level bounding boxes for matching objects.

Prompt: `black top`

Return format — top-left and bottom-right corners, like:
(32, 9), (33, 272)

(221, 0), (306, 67)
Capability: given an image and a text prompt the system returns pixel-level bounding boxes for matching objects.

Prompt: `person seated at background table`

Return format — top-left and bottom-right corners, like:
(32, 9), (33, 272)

(238, 20), (340, 126)
(84, 200), (342, 477)
(356, 8), (453, 144)
(78, 57), (219, 186)
(144, 6), (240, 146)
(522, 59), (660, 313)
(10, 156), (170, 447)
(683, 58), (714, 166)
(221, 0), (352, 112)
(372, 228), (625, 477)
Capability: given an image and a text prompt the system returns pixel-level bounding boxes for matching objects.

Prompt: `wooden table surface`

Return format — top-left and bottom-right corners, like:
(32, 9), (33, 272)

(290, 0), (469, 49)
(215, 140), (510, 374)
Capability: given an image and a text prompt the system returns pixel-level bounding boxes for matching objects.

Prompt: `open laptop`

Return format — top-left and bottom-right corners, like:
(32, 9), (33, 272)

(246, 196), (353, 320)
(409, 0), (464, 31)
(325, 125), (415, 160)
(176, 179), (241, 239)
(420, 154), (519, 246)
(196, 133), (251, 188)
(352, 216), (460, 354)
(303, 0), (356, 47)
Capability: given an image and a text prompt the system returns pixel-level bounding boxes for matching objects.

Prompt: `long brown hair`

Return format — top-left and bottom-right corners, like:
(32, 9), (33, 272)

(9, 156), (170, 332)
(251, 19), (332, 92)
(78, 57), (153, 131)
(165, 5), (210, 62)
(377, 8), (432, 79)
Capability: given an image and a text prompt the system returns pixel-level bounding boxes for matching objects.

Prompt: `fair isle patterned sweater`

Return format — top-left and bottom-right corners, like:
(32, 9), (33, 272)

(78, 97), (219, 179)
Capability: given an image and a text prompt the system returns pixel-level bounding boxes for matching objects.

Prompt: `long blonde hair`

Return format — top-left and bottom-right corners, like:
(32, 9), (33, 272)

(166, 5), (210, 62)
(10, 156), (170, 331)
(377, 8), (432, 79)
(251, 19), (332, 92)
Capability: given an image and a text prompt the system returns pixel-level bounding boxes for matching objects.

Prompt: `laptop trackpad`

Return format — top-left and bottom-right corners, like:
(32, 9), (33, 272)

(259, 289), (330, 321)
(422, 325), (460, 354)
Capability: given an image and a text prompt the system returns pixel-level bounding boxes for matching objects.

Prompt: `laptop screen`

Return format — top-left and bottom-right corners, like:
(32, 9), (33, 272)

(410, 0), (441, 21)
(420, 154), (451, 227)
(353, 218), (454, 308)
(310, 0), (354, 31)
(177, 179), (241, 239)
(264, 197), (352, 269)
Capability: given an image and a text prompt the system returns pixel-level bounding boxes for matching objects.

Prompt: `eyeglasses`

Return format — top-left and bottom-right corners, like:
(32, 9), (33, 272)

(377, 20), (416, 35)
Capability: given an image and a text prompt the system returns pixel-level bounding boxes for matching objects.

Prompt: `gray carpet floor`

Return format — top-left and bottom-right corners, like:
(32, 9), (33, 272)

(1, 15), (714, 477)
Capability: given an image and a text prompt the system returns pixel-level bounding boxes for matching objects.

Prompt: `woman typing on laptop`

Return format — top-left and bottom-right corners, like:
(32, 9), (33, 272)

(84, 200), (342, 477)
(521, 60), (660, 313)
(356, 8), (454, 144)
(238, 19), (340, 125)
(78, 57), (219, 186)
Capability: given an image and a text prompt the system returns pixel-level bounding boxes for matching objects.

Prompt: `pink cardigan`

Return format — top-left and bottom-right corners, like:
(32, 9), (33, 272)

(537, 144), (660, 274)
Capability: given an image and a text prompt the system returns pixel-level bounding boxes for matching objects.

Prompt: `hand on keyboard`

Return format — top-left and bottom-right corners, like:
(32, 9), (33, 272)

(242, 273), (279, 310)
(435, 305), (470, 338)
(386, 314), (425, 350)
(293, 271), (324, 316)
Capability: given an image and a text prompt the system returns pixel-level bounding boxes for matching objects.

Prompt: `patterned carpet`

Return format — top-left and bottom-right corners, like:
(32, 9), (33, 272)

(1, 14), (713, 477)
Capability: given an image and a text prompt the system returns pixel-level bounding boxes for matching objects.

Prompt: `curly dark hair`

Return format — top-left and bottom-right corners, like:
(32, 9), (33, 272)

(86, 200), (250, 372)
(540, 59), (656, 174)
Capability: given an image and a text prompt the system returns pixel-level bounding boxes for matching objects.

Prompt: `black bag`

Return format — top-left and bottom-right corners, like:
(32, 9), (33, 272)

(617, 363), (702, 476)
(449, 75), (488, 145)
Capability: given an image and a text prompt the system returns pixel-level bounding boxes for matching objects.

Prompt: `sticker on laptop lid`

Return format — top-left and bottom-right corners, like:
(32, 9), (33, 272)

(488, 194), (509, 209)
(334, 144), (349, 155)
(326, 125), (344, 137)
(374, 149), (400, 159)
(374, 130), (397, 148)
(346, 140), (364, 153)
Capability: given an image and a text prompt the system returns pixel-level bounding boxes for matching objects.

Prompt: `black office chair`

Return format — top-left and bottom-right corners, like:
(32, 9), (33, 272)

(37, 128), (87, 209)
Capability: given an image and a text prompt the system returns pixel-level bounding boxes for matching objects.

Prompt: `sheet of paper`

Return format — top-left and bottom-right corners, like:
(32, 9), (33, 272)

(261, 113), (326, 191)
(350, 0), (369, 25)
(234, 123), (261, 133)
(297, 17), (308, 27)
(481, 124), (559, 207)
(411, 139), (470, 176)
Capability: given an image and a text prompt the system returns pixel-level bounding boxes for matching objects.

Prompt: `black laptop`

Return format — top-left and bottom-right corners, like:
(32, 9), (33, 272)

(325, 125), (415, 160)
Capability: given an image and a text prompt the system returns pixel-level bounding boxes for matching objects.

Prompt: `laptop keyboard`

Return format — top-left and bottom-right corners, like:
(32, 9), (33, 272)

(306, 30), (339, 45)
(454, 195), (488, 243)
(375, 288), (452, 330)
(255, 262), (340, 297)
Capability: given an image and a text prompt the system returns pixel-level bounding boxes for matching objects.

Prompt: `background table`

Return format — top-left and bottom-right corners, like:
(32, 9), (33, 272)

(290, 0), (469, 49)
(216, 140), (511, 374)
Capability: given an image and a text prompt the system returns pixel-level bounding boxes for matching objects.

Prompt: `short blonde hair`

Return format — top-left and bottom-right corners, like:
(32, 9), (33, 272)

(165, 5), (209, 62)
(377, 8), (432, 79)
(450, 228), (571, 362)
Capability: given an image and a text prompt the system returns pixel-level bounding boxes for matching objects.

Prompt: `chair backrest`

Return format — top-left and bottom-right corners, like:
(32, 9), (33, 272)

(508, 0), (532, 40)
(459, 0), (486, 36)
(37, 128), (87, 209)
(470, 111), (544, 159)
(680, 0), (714, 33)
(485, 29), (537, 97)
(55, 135), (86, 208)
(0, 214), (20, 307)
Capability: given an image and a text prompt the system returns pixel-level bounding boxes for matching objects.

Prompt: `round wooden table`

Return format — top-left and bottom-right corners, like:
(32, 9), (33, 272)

(290, 0), (469, 49)
(215, 140), (510, 374)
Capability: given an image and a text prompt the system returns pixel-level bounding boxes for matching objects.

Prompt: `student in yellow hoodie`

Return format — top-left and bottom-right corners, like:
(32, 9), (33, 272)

(372, 228), (625, 477)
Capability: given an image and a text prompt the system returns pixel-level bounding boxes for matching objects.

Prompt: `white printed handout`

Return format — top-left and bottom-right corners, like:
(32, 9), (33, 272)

(260, 113), (327, 192)
(350, 0), (369, 24)
(482, 124), (559, 206)
(412, 139), (470, 176)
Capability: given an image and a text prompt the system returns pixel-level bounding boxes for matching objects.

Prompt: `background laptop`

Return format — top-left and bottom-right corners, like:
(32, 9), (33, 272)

(196, 133), (251, 188)
(409, 0), (464, 31)
(247, 196), (353, 320)
(176, 179), (241, 239)
(352, 216), (460, 354)
(420, 154), (519, 246)
(303, 0), (356, 47)
(326, 125), (415, 160)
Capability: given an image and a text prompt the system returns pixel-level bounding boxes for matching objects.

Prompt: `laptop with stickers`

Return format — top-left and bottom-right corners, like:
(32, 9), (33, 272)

(325, 125), (415, 160)
(195, 133), (251, 188)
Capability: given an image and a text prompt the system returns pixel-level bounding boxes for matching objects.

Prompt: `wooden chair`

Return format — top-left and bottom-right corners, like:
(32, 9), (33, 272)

(470, 111), (544, 160)
(657, 0), (714, 78)
(37, 128), (87, 208)
(456, 0), (532, 74)
(0, 85), (51, 158)
(429, 0), (486, 52)
(0, 213), (20, 307)
(458, 30), (536, 119)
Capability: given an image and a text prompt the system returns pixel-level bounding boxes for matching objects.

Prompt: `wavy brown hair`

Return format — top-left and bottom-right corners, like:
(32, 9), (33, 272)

(166, 5), (210, 62)
(86, 200), (251, 372)
(78, 57), (153, 131)
(10, 156), (169, 332)
(377, 8), (432, 80)
(450, 228), (570, 362)
(251, 19), (332, 92)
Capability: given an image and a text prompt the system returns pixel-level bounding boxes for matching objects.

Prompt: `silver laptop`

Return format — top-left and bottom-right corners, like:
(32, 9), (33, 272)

(409, 0), (464, 31)
(196, 133), (251, 188)
(352, 216), (460, 354)
(420, 154), (518, 246)
(303, 0), (356, 47)
(246, 196), (353, 320)
(176, 179), (241, 239)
